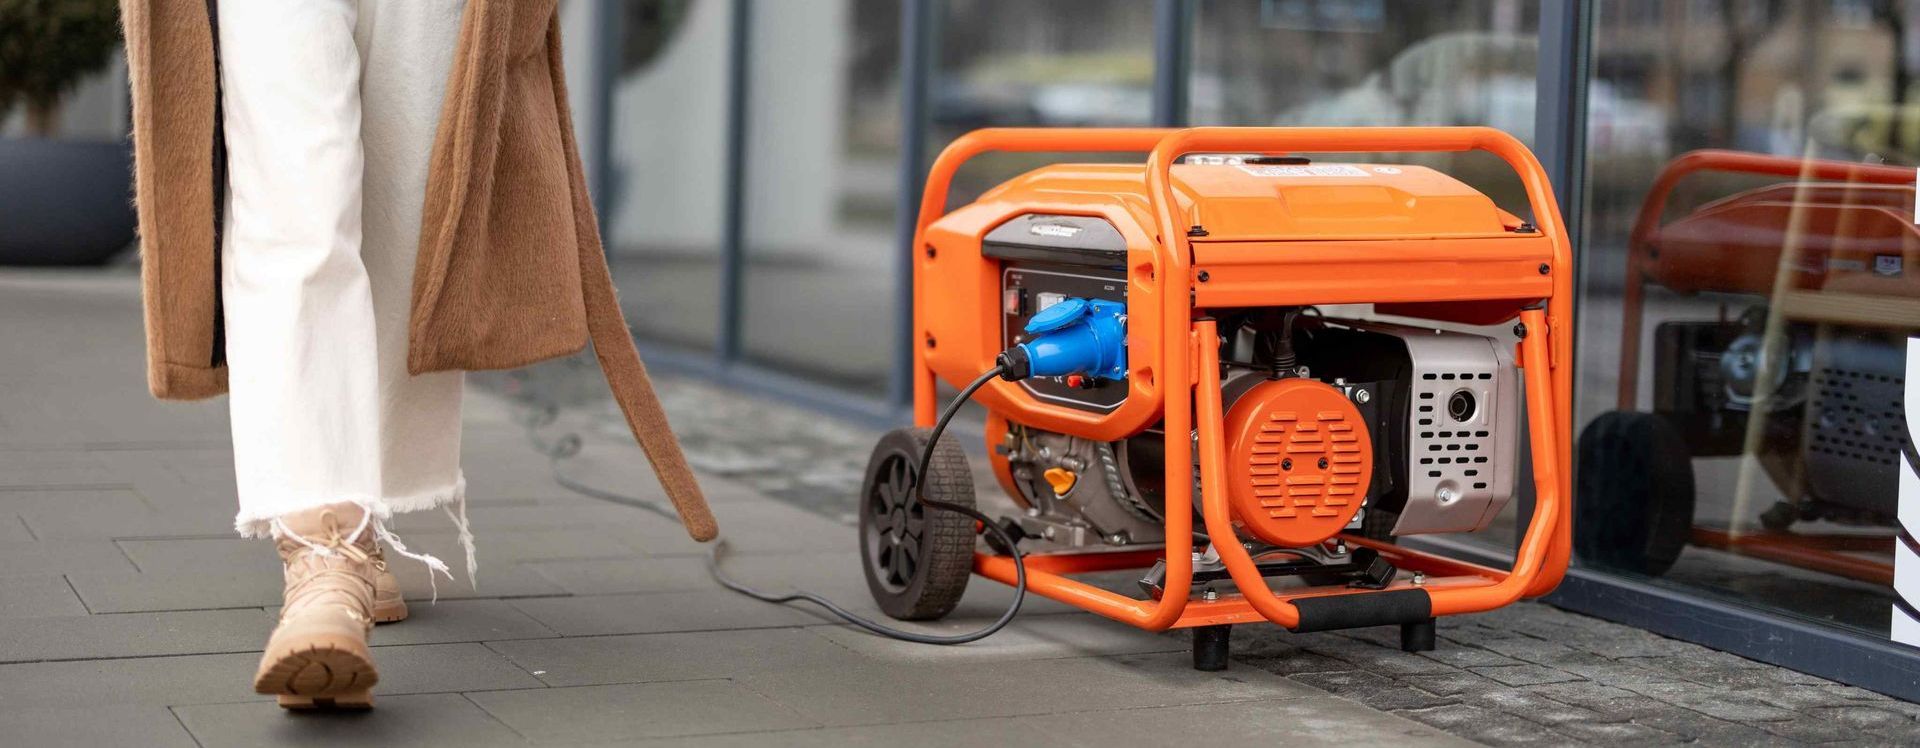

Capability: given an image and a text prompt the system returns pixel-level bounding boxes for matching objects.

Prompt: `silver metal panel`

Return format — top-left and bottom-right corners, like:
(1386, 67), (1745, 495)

(1355, 323), (1519, 535)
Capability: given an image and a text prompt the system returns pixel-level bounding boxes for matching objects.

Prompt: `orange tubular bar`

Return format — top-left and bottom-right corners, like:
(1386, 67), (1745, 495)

(938, 127), (1574, 631)
(914, 127), (1197, 631)
(1616, 150), (1918, 409)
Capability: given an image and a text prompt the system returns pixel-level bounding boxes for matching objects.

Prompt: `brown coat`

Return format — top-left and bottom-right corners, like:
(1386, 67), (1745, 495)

(118, 0), (716, 541)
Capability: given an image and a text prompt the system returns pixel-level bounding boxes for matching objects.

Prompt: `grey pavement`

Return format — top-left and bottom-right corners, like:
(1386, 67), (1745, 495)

(0, 269), (1916, 746)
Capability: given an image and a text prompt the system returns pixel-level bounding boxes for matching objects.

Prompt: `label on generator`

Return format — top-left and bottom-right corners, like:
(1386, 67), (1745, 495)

(1236, 164), (1371, 178)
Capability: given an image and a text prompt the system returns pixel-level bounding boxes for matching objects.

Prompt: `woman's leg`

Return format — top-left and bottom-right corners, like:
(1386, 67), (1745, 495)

(216, 0), (387, 709)
(354, 0), (471, 580)
(220, 0), (382, 530)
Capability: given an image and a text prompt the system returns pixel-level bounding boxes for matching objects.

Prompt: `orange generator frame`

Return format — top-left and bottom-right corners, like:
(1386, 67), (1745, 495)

(903, 127), (1573, 658)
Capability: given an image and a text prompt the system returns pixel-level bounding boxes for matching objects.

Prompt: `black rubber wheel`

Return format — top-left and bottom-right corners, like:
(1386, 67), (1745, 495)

(859, 427), (976, 621)
(1574, 410), (1696, 576)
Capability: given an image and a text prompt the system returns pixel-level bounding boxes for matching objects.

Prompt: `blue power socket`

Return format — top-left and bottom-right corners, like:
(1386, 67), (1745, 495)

(1017, 297), (1127, 381)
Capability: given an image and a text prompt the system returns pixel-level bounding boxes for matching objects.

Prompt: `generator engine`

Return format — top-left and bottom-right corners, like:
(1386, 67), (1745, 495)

(988, 214), (1521, 555)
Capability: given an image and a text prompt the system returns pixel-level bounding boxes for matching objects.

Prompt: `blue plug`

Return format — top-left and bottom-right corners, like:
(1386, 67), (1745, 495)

(1000, 297), (1127, 381)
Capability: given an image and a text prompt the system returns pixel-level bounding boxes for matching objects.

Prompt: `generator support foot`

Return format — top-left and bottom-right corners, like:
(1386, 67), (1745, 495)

(1192, 625), (1231, 671)
(1401, 618), (1436, 652)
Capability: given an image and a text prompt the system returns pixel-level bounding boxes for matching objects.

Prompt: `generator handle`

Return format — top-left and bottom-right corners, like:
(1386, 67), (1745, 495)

(1140, 126), (1569, 277)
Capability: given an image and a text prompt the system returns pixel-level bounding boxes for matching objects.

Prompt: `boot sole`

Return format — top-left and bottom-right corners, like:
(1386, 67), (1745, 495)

(373, 598), (408, 624)
(255, 633), (379, 710)
(278, 690), (373, 710)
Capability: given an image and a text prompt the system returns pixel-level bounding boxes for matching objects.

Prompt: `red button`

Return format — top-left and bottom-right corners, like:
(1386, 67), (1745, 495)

(1065, 374), (1085, 388)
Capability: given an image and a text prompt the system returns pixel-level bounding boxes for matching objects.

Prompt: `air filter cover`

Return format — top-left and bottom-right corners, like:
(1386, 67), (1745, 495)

(1224, 378), (1373, 547)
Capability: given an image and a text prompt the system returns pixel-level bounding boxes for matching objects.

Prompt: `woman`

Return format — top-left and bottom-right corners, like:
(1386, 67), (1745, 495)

(119, 0), (716, 709)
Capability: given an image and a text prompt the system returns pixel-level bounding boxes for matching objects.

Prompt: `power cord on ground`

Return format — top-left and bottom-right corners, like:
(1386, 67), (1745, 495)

(525, 364), (1029, 645)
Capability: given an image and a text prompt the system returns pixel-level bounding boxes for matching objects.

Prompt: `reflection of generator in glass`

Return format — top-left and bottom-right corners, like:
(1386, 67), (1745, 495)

(1586, 150), (1917, 585)
(857, 127), (1574, 668)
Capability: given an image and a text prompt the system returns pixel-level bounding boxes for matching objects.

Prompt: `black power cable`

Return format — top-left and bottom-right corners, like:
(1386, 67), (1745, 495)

(707, 364), (1027, 644)
(531, 364), (1029, 645)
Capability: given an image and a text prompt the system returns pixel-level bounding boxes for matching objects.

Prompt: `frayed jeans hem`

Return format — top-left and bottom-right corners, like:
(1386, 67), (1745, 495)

(232, 475), (468, 539)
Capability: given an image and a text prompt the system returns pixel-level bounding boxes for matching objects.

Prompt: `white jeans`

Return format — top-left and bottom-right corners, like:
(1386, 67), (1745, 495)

(217, 0), (471, 576)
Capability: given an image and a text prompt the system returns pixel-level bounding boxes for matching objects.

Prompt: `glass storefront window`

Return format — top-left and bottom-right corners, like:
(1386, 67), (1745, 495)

(736, 0), (1158, 392)
(738, 0), (903, 393)
(1189, 0), (1540, 212)
(934, 0), (1157, 207)
(1578, 0), (1915, 640)
(605, 0), (730, 352)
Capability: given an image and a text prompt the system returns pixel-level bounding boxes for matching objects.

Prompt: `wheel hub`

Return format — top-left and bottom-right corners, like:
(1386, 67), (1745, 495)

(865, 454), (923, 591)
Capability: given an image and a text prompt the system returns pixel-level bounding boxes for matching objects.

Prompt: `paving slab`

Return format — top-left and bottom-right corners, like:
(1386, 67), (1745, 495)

(614, 714), (1040, 747)
(608, 500), (862, 557)
(0, 539), (137, 576)
(175, 693), (527, 747)
(506, 588), (830, 637)
(0, 608), (274, 663)
(0, 652), (261, 709)
(0, 574), (88, 617)
(411, 527), (655, 563)
(14, 488), (235, 540)
(363, 642), (553, 696)
(468, 680), (816, 742)
(117, 536), (278, 571)
(1399, 702), (1577, 745)
(735, 651), (1316, 727)
(624, 696), (1477, 748)
(1030, 697), (1480, 747)
(0, 449), (122, 488)
(0, 642), (542, 710)
(0, 705), (199, 748)
(0, 514), (33, 541)
(806, 612), (1186, 664)
(357, 599), (560, 646)
(383, 558), (573, 602)
(484, 627), (861, 687)
(68, 567), (285, 613)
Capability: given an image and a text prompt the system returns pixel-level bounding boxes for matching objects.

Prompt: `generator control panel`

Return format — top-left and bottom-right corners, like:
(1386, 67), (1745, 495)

(987, 214), (1129, 413)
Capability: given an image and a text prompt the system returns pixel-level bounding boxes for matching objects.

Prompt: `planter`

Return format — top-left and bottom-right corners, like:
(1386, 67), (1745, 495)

(0, 137), (138, 266)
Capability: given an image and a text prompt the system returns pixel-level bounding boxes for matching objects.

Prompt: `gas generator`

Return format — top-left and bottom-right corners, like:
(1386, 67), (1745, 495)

(1582, 150), (1915, 583)
(858, 127), (1573, 668)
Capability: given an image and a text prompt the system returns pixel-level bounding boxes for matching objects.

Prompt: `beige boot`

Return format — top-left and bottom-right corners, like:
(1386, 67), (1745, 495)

(369, 544), (408, 624)
(253, 503), (381, 710)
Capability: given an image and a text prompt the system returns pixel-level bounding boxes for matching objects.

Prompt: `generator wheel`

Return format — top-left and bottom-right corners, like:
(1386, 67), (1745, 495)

(859, 428), (976, 621)
(1574, 411), (1695, 576)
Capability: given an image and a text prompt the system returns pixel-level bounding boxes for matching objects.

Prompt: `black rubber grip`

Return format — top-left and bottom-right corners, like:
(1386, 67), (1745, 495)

(1291, 589), (1433, 633)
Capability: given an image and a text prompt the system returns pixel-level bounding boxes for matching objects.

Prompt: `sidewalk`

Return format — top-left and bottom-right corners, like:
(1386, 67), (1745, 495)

(1, 270), (1917, 746)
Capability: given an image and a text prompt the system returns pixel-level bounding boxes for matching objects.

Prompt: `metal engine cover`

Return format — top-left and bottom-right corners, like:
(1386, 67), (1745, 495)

(1803, 333), (1905, 516)
(1223, 378), (1373, 547)
(1387, 324), (1520, 535)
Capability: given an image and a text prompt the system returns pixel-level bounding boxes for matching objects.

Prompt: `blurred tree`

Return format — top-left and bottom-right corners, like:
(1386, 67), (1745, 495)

(0, 0), (121, 136)
(619, 0), (691, 75)
(1714, 0), (1784, 147)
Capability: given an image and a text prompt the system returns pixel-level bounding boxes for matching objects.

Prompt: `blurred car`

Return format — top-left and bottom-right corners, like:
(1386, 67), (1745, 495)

(1277, 32), (1667, 160)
